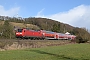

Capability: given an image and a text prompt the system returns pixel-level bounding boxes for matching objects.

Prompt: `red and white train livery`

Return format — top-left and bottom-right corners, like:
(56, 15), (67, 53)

(16, 28), (76, 40)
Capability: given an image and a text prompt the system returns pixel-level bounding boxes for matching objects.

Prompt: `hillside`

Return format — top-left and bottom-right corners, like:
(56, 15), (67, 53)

(10, 22), (40, 30)
(23, 17), (74, 33)
(0, 16), (74, 32)
(0, 21), (40, 30)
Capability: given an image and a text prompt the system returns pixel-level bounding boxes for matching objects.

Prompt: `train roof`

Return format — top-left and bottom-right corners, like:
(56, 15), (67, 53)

(42, 30), (55, 34)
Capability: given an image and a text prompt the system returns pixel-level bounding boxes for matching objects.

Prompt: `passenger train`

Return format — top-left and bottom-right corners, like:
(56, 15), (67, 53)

(15, 28), (76, 40)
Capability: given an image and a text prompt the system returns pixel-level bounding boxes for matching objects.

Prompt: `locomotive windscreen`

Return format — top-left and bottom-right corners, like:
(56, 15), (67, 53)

(17, 29), (23, 32)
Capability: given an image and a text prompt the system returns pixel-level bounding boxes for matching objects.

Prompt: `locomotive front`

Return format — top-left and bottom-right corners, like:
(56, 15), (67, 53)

(16, 29), (23, 38)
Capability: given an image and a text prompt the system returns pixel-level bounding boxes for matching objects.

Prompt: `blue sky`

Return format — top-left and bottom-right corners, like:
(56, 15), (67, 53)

(0, 0), (90, 29)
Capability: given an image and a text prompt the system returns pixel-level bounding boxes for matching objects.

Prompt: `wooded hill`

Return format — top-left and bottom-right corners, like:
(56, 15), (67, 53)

(0, 16), (90, 43)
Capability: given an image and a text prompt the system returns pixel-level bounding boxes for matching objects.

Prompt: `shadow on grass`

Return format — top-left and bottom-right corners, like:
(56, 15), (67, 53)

(28, 50), (78, 60)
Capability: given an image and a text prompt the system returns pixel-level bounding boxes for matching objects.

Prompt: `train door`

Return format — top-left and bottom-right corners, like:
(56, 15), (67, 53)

(54, 33), (59, 40)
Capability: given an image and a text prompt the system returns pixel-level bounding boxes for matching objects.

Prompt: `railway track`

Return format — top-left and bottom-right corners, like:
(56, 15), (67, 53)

(0, 39), (70, 42)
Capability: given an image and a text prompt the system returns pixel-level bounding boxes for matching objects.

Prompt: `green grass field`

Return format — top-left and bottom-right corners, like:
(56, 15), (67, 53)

(0, 43), (90, 60)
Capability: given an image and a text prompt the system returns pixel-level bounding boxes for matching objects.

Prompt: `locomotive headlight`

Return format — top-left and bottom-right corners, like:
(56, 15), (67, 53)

(16, 33), (19, 34)
(20, 33), (22, 34)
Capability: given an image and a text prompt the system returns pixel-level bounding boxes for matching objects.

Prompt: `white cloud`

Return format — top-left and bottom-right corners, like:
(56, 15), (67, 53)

(36, 5), (90, 29)
(0, 5), (20, 17)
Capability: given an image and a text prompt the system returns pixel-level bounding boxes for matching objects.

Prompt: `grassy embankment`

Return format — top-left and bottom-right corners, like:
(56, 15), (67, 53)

(0, 43), (90, 60)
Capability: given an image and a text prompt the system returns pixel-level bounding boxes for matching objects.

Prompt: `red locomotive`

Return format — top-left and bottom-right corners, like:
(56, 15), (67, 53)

(16, 28), (76, 40)
(16, 28), (45, 39)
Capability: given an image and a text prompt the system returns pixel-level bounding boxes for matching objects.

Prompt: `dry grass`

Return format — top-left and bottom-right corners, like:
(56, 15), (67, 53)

(0, 21), (40, 29)
(10, 22), (40, 29)
(0, 39), (71, 50)
(10, 22), (26, 28)
(0, 21), (4, 25)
